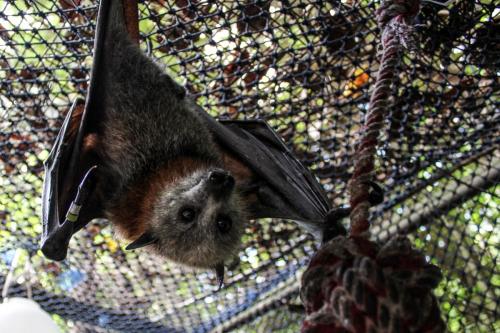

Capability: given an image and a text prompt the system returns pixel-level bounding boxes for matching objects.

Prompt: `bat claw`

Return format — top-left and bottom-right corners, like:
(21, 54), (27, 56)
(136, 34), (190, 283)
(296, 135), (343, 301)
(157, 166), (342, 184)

(364, 181), (384, 206)
(125, 231), (158, 250)
(215, 263), (225, 290)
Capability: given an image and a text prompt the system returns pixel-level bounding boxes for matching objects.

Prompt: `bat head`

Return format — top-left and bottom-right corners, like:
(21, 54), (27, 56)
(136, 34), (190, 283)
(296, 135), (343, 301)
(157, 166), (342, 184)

(127, 167), (246, 270)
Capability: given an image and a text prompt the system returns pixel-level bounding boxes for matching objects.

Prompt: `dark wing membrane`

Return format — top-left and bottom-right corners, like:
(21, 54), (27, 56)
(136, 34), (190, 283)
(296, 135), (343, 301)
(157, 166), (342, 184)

(195, 107), (331, 235)
(220, 120), (331, 220)
(41, 100), (81, 260)
(40, 0), (112, 261)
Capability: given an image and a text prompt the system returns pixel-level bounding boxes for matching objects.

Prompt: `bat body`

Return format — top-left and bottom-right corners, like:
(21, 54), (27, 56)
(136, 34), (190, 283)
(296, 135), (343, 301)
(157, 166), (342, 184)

(42, 0), (332, 283)
(68, 0), (246, 270)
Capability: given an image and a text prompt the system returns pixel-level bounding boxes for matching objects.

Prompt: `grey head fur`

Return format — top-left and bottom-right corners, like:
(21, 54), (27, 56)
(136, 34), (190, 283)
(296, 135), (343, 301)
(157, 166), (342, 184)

(150, 168), (246, 268)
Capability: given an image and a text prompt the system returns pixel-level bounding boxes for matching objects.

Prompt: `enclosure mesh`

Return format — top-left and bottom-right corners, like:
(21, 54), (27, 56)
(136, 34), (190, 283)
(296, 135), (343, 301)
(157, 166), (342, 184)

(0, 0), (498, 332)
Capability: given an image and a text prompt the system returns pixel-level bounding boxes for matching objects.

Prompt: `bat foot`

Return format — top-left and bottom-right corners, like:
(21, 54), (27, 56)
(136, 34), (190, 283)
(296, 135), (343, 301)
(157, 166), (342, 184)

(321, 182), (384, 243)
(322, 206), (349, 243)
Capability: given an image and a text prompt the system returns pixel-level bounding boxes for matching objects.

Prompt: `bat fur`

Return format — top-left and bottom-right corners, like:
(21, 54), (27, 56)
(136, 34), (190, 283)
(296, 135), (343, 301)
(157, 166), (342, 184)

(73, 0), (249, 271)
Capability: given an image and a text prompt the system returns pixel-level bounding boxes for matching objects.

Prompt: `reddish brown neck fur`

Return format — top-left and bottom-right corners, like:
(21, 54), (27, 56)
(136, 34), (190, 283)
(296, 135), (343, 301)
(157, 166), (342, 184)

(108, 157), (211, 240)
(107, 149), (256, 242)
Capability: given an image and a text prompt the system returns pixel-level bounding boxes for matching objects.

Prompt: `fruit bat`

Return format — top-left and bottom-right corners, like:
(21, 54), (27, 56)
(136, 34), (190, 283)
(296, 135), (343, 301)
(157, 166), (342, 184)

(41, 0), (332, 286)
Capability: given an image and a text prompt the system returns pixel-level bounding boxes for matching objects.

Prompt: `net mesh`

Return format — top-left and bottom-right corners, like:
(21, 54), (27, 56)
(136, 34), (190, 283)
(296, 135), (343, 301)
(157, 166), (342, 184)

(0, 0), (498, 332)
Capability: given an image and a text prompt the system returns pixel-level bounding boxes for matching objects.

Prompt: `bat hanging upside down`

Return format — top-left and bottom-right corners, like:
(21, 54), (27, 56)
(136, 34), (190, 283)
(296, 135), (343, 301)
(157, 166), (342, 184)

(41, 0), (336, 287)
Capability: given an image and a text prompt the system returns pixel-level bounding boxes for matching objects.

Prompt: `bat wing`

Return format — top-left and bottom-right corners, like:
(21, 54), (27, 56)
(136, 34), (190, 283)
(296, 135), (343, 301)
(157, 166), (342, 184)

(42, 0), (331, 261)
(42, 100), (79, 254)
(40, 0), (112, 261)
(41, 100), (101, 261)
(194, 107), (331, 236)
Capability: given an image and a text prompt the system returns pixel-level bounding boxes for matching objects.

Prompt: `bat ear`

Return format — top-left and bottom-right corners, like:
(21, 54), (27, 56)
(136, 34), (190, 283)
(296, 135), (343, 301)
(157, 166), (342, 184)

(214, 263), (225, 290)
(125, 231), (158, 250)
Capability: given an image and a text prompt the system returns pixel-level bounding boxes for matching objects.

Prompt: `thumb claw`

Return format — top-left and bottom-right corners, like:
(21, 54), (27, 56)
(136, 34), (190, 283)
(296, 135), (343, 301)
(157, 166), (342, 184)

(125, 231), (158, 250)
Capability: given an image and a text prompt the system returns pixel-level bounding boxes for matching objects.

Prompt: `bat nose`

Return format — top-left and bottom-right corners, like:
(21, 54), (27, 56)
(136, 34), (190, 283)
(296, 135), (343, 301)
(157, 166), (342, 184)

(208, 170), (235, 194)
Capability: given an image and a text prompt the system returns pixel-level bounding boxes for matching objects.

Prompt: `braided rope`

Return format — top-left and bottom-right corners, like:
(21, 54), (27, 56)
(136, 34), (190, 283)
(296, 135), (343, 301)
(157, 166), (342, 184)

(348, 0), (421, 236)
(299, 2), (446, 331)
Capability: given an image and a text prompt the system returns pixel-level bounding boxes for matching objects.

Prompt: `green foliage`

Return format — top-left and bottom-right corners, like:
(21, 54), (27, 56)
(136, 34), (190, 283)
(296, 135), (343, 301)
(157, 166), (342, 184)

(411, 187), (499, 332)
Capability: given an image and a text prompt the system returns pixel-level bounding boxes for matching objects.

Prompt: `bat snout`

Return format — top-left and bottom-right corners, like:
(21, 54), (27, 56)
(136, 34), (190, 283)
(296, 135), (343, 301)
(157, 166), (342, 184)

(207, 170), (235, 197)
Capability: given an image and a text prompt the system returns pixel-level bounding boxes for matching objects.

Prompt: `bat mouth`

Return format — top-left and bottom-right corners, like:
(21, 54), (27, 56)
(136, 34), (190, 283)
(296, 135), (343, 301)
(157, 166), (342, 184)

(158, 238), (243, 269)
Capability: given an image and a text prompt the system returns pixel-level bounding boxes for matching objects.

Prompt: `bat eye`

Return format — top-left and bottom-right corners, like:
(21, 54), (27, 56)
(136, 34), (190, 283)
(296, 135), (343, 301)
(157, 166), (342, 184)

(216, 216), (232, 234)
(180, 208), (196, 222)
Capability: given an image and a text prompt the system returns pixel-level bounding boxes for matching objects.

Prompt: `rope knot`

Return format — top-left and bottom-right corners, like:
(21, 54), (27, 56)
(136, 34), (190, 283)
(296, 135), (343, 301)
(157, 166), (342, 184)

(377, 0), (421, 50)
(376, 0), (421, 29)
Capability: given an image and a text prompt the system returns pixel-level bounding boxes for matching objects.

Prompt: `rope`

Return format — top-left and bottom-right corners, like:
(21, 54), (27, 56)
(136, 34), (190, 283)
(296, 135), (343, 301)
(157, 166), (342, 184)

(300, 2), (445, 332)
(348, 0), (421, 237)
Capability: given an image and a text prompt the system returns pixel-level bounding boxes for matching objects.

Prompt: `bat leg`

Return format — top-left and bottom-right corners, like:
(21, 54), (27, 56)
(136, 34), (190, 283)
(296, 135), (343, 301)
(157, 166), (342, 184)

(68, 133), (104, 233)
(66, 166), (99, 223)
